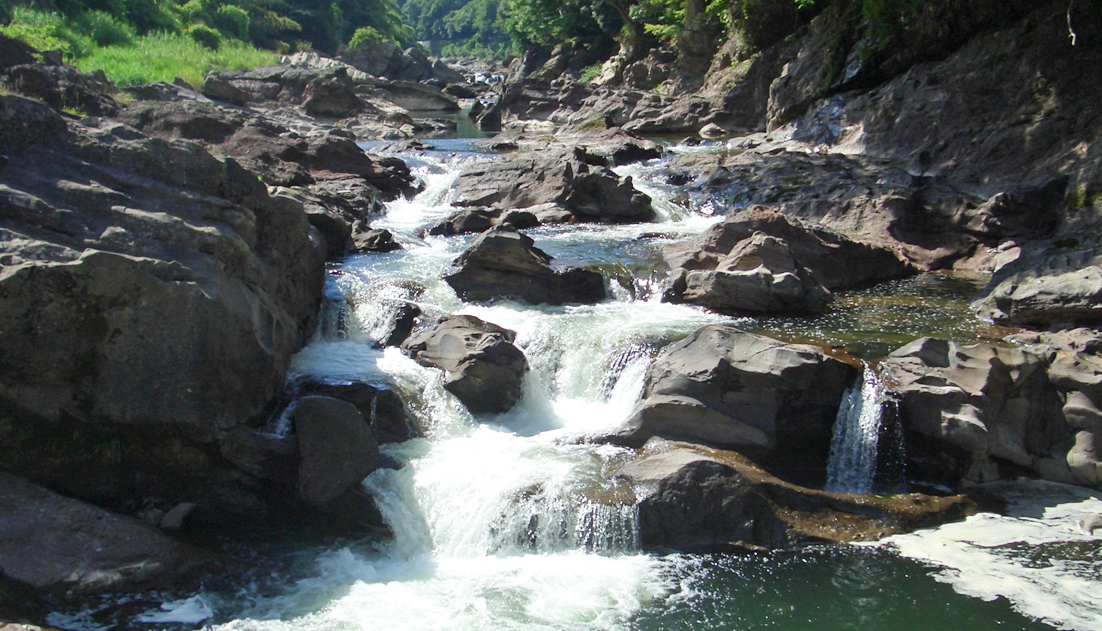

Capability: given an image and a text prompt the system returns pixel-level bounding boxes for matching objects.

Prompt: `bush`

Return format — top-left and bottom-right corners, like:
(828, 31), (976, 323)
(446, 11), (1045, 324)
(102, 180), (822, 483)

(213, 5), (249, 40)
(73, 10), (137, 47)
(348, 26), (387, 49)
(0, 7), (79, 57)
(188, 23), (222, 50)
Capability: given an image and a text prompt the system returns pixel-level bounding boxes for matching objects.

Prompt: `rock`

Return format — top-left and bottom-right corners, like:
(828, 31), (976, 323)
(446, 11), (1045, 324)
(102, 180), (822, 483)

(973, 236), (1102, 327)
(0, 472), (214, 594)
(1, 63), (120, 117)
(158, 502), (197, 530)
(672, 148), (985, 270)
(698, 122), (727, 139)
(353, 228), (402, 253)
(297, 380), (417, 444)
(302, 73), (364, 118)
(662, 206), (913, 313)
(402, 315), (529, 415)
(380, 301), (420, 349)
(444, 226), (606, 305)
(368, 81), (459, 111)
(293, 396), (380, 506)
(0, 97), (326, 522)
(200, 76), (251, 105)
(617, 442), (975, 552)
(881, 337), (1089, 490)
(450, 154), (654, 223)
(428, 208), (497, 236)
(610, 326), (857, 478)
(666, 233), (833, 315)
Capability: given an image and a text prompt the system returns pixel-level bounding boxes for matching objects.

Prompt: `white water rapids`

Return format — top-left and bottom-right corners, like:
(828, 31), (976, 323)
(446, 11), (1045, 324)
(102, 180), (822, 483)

(90, 144), (1102, 631)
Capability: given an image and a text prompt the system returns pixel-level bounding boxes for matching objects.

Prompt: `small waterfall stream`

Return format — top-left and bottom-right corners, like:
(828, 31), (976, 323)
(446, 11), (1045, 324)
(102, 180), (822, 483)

(825, 366), (887, 494)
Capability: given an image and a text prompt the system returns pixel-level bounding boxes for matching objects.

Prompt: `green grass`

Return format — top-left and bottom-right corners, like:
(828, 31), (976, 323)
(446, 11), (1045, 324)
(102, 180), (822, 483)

(74, 32), (278, 88)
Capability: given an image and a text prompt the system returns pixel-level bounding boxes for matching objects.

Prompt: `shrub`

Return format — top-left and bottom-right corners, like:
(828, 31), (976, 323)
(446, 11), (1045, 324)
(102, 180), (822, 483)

(580, 63), (602, 83)
(213, 5), (249, 40)
(73, 10), (137, 47)
(189, 23), (222, 50)
(348, 25), (387, 49)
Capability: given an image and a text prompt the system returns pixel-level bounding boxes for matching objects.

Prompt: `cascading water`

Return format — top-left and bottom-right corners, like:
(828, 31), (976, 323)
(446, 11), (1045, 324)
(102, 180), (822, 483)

(825, 365), (887, 494)
(87, 142), (1102, 631)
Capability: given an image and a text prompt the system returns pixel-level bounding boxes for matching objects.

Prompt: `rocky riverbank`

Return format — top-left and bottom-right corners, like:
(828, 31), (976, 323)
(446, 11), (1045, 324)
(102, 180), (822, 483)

(1, 0), (1100, 625)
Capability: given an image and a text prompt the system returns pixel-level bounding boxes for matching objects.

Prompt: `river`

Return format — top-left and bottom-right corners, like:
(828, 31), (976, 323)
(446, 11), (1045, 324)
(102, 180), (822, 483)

(49, 140), (1102, 631)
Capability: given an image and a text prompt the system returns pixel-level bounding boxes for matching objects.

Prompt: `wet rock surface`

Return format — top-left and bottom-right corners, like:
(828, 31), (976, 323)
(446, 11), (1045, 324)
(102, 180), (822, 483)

(444, 226), (606, 306)
(402, 315), (529, 415)
(617, 442), (975, 552)
(883, 335), (1102, 491)
(0, 96), (347, 525)
(610, 325), (858, 479)
(450, 153), (654, 225)
(0, 471), (215, 594)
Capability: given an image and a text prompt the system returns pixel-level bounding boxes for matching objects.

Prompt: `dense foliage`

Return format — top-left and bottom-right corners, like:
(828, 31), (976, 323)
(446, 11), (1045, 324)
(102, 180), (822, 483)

(0, 0), (415, 56)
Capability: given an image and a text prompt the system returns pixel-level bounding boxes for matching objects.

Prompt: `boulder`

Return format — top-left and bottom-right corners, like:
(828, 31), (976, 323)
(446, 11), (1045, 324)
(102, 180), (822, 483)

(401, 315), (528, 415)
(973, 236), (1102, 327)
(1, 63), (120, 117)
(450, 154), (654, 223)
(367, 81), (459, 112)
(297, 380), (417, 444)
(302, 74), (364, 118)
(444, 226), (606, 305)
(610, 326), (858, 478)
(0, 472), (214, 594)
(617, 442), (975, 552)
(200, 76), (251, 106)
(293, 396), (380, 507)
(881, 337), (1092, 490)
(0, 96), (326, 522)
(353, 227), (402, 253)
(665, 233), (833, 314)
(662, 206), (913, 313)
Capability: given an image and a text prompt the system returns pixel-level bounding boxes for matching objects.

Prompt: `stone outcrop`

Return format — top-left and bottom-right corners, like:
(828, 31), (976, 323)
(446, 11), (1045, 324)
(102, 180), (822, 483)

(402, 315), (529, 415)
(297, 379), (417, 444)
(663, 206), (913, 314)
(0, 95), (326, 522)
(617, 442), (975, 552)
(120, 99), (419, 258)
(882, 335), (1102, 491)
(450, 154), (653, 224)
(609, 326), (858, 479)
(973, 237), (1102, 327)
(444, 226), (606, 305)
(293, 396), (380, 507)
(0, 471), (214, 594)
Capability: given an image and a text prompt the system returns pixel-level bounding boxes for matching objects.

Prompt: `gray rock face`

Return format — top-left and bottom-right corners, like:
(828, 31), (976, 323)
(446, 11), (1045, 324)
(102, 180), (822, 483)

(450, 155), (654, 224)
(297, 380), (417, 444)
(0, 96), (326, 521)
(617, 443), (974, 552)
(973, 236), (1102, 327)
(668, 233), (832, 314)
(0, 472), (214, 594)
(444, 226), (606, 305)
(883, 335), (1102, 490)
(402, 315), (529, 415)
(294, 396), (380, 506)
(662, 206), (912, 314)
(611, 326), (857, 475)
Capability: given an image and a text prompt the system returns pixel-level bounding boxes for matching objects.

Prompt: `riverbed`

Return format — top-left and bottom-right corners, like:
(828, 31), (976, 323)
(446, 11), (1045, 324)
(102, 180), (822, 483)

(48, 140), (1102, 631)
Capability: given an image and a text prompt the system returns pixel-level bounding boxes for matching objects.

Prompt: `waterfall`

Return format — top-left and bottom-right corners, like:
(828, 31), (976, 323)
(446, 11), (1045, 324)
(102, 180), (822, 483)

(826, 366), (887, 494)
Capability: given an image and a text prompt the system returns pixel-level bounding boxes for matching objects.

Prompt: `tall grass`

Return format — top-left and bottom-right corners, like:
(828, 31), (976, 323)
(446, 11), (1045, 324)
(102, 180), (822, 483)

(74, 32), (277, 88)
